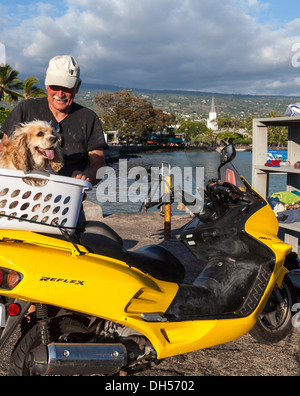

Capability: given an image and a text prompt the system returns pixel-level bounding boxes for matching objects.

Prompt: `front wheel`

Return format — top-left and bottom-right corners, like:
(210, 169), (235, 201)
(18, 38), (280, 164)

(250, 276), (296, 344)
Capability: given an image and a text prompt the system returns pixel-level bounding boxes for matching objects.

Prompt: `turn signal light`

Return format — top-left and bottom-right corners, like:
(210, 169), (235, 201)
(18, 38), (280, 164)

(0, 268), (22, 290)
(7, 271), (20, 290)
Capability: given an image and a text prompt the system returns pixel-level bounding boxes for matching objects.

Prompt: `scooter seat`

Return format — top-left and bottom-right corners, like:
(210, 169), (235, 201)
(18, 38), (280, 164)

(127, 245), (185, 284)
(78, 231), (185, 284)
(77, 221), (123, 245)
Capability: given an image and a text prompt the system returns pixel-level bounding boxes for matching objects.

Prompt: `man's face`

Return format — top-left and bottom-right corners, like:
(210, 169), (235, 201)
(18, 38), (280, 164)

(46, 81), (80, 113)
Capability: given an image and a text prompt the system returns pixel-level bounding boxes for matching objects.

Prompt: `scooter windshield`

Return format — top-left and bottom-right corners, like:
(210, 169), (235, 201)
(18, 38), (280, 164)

(219, 162), (247, 191)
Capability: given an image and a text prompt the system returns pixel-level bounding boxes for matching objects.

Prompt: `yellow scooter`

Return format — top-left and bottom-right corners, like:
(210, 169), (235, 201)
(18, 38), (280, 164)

(0, 144), (295, 376)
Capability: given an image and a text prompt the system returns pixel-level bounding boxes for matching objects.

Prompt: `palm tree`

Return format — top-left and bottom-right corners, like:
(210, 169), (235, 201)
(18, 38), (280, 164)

(0, 64), (23, 104)
(23, 76), (46, 99)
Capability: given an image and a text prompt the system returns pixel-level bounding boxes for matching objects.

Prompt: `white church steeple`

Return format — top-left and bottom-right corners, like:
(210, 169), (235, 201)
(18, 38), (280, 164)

(207, 96), (218, 131)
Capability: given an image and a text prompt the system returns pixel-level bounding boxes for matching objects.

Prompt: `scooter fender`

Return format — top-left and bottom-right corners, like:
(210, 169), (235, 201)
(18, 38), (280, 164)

(275, 266), (289, 289)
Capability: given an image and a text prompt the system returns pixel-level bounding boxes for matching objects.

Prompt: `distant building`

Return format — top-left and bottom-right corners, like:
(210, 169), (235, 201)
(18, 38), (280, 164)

(105, 131), (119, 144)
(207, 96), (218, 131)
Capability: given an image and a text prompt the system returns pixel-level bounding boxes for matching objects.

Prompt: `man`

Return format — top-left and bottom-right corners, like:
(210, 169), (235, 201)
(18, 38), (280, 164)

(1, 55), (107, 185)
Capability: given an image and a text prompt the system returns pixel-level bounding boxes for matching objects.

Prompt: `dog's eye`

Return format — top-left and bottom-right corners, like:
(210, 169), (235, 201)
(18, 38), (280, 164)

(37, 131), (44, 137)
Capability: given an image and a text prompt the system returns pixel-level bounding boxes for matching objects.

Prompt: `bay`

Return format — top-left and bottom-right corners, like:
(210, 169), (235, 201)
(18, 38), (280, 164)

(87, 150), (287, 215)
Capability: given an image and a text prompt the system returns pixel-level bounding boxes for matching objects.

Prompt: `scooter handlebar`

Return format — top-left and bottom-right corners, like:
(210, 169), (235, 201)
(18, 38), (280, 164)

(208, 181), (245, 198)
(210, 184), (232, 195)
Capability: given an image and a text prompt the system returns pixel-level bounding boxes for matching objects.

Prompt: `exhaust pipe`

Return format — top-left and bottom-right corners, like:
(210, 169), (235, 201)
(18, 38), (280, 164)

(27, 343), (128, 376)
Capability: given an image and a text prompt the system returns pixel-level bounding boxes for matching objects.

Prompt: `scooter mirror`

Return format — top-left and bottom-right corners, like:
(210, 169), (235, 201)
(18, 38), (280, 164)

(217, 144), (236, 180)
(220, 144), (236, 166)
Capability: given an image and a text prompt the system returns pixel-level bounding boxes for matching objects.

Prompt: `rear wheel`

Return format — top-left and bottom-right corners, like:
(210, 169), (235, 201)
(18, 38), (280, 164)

(250, 276), (296, 344)
(9, 317), (88, 376)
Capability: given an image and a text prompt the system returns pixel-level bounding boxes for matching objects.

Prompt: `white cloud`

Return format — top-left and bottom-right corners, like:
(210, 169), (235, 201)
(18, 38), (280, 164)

(1, 0), (300, 95)
(247, 0), (269, 10)
(0, 43), (6, 64)
(248, 0), (259, 7)
(237, 0), (270, 15)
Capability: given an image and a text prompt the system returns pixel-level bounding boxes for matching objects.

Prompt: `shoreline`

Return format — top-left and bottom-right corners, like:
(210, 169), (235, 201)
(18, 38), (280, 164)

(105, 144), (253, 163)
(105, 144), (288, 163)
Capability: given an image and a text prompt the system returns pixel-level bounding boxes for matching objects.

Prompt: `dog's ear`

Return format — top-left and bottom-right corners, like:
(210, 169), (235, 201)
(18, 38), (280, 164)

(50, 148), (64, 173)
(11, 132), (31, 171)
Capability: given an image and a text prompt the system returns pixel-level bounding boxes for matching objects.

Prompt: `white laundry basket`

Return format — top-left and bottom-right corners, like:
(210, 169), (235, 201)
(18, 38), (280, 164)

(0, 169), (92, 235)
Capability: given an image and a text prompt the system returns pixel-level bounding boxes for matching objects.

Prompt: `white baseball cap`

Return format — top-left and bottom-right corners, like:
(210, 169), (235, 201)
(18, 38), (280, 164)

(45, 55), (80, 89)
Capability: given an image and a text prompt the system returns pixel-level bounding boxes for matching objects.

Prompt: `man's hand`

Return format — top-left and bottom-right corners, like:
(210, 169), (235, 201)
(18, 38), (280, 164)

(72, 170), (91, 182)
(72, 149), (106, 186)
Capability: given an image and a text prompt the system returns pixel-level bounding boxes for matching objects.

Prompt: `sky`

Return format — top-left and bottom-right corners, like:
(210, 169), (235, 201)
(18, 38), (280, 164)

(1, 0), (300, 96)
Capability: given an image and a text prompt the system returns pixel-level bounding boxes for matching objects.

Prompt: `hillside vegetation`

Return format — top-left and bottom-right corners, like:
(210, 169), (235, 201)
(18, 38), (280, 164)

(76, 86), (299, 120)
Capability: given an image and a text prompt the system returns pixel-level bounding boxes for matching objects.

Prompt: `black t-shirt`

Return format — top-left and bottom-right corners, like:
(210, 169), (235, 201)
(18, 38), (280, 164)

(1, 97), (108, 176)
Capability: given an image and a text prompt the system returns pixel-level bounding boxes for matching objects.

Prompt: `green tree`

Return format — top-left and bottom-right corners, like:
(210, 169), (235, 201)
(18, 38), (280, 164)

(217, 117), (245, 130)
(217, 131), (244, 143)
(177, 120), (205, 140)
(0, 107), (10, 124)
(94, 89), (176, 142)
(177, 120), (214, 144)
(23, 76), (46, 99)
(0, 64), (23, 104)
(267, 111), (288, 147)
(0, 108), (10, 138)
(246, 116), (254, 136)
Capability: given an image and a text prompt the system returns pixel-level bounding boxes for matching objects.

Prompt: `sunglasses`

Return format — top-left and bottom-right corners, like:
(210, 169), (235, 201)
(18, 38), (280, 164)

(53, 122), (64, 148)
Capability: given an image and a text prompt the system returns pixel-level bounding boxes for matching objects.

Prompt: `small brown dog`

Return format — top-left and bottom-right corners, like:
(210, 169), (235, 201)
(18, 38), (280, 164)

(0, 120), (63, 174)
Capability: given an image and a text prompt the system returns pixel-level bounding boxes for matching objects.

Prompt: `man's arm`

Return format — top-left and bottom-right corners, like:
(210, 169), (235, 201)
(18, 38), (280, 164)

(0, 134), (9, 151)
(72, 149), (106, 186)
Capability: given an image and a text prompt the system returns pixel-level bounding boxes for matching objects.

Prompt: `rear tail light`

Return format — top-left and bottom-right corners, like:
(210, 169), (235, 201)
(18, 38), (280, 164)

(0, 268), (22, 290)
(8, 303), (21, 316)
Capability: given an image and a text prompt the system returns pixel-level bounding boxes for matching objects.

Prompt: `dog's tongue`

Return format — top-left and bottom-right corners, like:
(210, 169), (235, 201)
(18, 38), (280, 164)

(40, 149), (55, 160)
